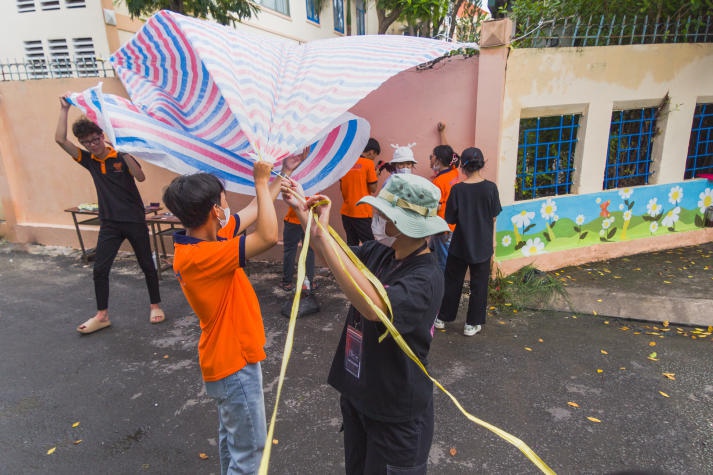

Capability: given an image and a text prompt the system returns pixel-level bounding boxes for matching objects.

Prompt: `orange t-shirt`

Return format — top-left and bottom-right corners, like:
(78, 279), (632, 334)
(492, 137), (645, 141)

(284, 207), (300, 225)
(340, 156), (377, 218)
(432, 167), (460, 232)
(172, 215), (266, 382)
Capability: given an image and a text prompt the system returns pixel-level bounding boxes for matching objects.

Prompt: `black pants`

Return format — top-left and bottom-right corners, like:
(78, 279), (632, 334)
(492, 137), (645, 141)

(341, 215), (374, 246)
(282, 220), (315, 284)
(340, 395), (433, 475)
(93, 220), (161, 310)
(439, 255), (490, 326)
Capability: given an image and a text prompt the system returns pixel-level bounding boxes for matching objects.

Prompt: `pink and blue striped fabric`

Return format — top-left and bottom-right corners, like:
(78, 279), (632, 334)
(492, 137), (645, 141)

(69, 10), (467, 195)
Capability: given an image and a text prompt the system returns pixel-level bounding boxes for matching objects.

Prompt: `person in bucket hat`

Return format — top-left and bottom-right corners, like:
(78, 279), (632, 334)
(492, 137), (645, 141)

(282, 173), (447, 474)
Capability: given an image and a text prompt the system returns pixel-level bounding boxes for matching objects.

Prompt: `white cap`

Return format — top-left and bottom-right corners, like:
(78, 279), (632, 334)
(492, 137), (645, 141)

(390, 143), (417, 164)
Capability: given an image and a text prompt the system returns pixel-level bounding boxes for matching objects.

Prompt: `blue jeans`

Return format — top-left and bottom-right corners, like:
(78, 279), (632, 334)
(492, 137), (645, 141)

(204, 363), (267, 475)
(429, 231), (451, 273)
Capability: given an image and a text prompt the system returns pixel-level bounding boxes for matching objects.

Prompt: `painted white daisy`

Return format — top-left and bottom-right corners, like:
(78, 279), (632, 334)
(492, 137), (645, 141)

(575, 214), (585, 226)
(623, 210), (632, 221)
(618, 188), (633, 200)
(668, 185), (684, 205)
(502, 235), (512, 247)
(596, 197), (602, 204)
(511, 210), (536, 228)
(619, 203), (625, 211)
(646, 197), (662, 217)
(661, 206), (681, 228)
(521, 237), (545, 257)
(698, 188), (713, 213)
(602, 218), (613, 230)
(649, 221), (658, 234)
(540, 198), (557, 220)
(599, 229), (606, 237)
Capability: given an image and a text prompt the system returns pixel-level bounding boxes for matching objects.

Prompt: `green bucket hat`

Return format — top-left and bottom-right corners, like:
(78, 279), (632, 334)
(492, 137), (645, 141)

(358, 174), (449, 238)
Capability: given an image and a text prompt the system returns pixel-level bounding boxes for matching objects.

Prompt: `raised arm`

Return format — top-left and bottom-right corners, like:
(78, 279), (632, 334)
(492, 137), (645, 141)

(55, 96), (80, 158)
(243, 161), (279, 259)
(122, 153), (146, 182)
(437, 121), (449, 146)
(236, 149), (307, 233)
(282, 182), (388, 321)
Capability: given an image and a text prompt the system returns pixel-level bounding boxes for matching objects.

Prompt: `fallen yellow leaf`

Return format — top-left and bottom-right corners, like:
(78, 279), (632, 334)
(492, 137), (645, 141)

(662, 373), (676, 380)
(587, 417), (601, 423)
(524, 347), (533, 352)
(538, 338), (544, 343)
(597, 369), (603, 374)
(72, 421), (80, 428)
(74, 439), (82, 445)
(163, 355), (169, 359)
(604, 320), (609, 324)
(649, 341), (656, 347)
(620, 326), (629, 331)
(47, 447), (56, 455)
(659, 391), (670, 398)
(567, 401), (580, 408)
(199, 453), (209, 460)
(450, 447), (457, 456)
(593, 310), (598, 316)
(663, 280), (671, 284)
(272, 439), (279, 445)
(600, 349), (608, 355)
(597, 299), (603, 302)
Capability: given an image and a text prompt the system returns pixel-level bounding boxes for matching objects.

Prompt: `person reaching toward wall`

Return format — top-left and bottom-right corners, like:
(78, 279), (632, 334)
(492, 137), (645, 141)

(434, 147), (502, 337)
(429, 122), (461, 273)
(55, 94), (165, 334)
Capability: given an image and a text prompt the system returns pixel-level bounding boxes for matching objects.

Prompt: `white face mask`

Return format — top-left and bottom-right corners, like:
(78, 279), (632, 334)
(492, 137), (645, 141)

(217, 206), (231, 228)
(394, 167), (412, 174)
(377, 235), (396, 247)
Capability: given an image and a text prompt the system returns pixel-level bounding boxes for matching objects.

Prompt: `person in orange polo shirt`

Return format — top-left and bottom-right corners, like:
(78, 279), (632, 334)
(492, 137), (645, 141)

(429, 122), (460, 272)
(55, 95), (165, 334)
(280, 206), (315, 292)
(339, 138), (380, 245)
(162, 154), (301, 475)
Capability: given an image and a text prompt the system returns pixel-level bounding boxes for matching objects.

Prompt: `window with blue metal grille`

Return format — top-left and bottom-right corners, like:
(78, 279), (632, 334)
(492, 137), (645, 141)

(333, 0), (344, 33)
(306, 0), (319, 23)
(603, 107), (657, 189)
(515, 114), (580, 201)
(356, 0), (366, 35)
(684, 103), (713, 179)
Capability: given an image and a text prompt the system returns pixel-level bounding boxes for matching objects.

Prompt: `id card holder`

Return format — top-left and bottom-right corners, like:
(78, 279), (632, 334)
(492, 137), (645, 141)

(345, 325), (363, 379)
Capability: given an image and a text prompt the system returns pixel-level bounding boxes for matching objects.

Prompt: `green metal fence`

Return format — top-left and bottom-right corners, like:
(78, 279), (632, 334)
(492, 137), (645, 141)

(515, 15), (713, 48)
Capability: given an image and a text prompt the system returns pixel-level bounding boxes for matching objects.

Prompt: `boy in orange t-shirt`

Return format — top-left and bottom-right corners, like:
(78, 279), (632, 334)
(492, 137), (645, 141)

(162, 155), (301, 475)
(339, 138), (380, 245)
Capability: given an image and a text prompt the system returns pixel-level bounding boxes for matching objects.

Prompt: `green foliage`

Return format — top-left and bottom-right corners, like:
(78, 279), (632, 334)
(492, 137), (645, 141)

(121, 0), (260, 24)
(488, 264), (570, 311)
(506, 0), (713, 22)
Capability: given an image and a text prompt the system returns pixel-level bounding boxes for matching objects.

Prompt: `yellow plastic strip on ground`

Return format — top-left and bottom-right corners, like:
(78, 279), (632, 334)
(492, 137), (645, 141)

(258, 210), (315, 475)
(260, 203), (556, 475)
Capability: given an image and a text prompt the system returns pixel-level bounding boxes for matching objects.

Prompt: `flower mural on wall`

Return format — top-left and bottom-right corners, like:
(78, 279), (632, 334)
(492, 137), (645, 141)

(494, 179), (711, 262)
(521, 237), (545, 257)
(540, 198), (558, 241)
(661, 206), (681, 230)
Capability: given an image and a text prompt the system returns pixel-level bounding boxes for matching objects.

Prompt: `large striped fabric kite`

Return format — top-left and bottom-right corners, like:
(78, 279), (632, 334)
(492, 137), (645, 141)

(68, 10), (470, 195)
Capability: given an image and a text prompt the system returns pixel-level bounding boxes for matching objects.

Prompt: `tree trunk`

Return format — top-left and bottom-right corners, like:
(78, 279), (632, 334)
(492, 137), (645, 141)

(377, 7), (403, 34)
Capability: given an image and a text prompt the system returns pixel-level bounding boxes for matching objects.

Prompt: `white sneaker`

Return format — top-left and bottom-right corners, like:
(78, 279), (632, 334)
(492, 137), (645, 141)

(463, 324), (481, 336)
(433, 318), (445, 329)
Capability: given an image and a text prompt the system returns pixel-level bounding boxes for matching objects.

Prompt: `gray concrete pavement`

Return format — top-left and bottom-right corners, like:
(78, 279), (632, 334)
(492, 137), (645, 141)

(1, 241), (711, 474)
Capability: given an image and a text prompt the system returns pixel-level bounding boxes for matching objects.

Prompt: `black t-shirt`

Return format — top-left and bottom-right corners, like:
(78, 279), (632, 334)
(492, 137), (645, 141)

(327, 240), (443, 423)
(445, 180), (502, 264)
(76, 148), (146, 223)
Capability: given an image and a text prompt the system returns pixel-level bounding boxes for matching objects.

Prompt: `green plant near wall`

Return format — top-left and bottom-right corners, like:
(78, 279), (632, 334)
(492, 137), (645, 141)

(488, 264), (570, 311)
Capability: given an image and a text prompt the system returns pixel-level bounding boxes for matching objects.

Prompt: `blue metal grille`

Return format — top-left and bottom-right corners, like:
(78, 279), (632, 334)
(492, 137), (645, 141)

(603, 108), (657, 189)
(515, 114), (579, 201)
(306, 0), (319, 23)
(685, 103), (713, 179)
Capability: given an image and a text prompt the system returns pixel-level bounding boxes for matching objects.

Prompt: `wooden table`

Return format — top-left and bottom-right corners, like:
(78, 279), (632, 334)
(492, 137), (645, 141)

(64, 205), (162, 263)
(145, 212), (183, 279)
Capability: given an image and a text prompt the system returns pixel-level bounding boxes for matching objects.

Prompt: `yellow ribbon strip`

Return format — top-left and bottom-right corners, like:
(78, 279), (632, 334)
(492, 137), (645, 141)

(259, 201), (556, 475)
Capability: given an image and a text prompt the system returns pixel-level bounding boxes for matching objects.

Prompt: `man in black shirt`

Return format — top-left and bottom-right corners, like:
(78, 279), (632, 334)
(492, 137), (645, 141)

(55, 95), (164, 334)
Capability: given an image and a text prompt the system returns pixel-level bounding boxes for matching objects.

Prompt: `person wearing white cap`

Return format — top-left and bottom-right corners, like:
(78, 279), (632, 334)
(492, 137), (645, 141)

(371, 144), (418, 245)
(281, 173), (448, 474)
